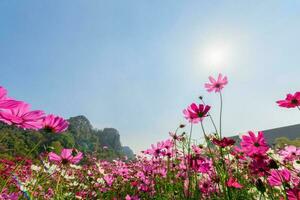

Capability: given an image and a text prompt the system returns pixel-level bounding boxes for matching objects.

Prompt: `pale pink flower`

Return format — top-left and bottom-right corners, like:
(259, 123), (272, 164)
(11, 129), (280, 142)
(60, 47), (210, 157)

(125, 195), (131, 200)
(125, 195), (140, 200)
(279, 145), (300, 161)
(42, 114), (69, 133)
(204, 73), (228, 93)
(48, 148), (83, 164)
(192, 144), (202, 154)
(0, 102), (44, 130)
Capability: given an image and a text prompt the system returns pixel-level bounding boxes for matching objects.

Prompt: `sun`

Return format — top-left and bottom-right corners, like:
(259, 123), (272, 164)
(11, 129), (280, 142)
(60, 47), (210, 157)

(200, 41), (233, 70)
(207, 48), (227, 66)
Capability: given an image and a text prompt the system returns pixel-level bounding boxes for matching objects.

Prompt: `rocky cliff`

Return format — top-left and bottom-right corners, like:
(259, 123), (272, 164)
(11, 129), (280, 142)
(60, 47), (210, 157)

(0, 115), (134, 160)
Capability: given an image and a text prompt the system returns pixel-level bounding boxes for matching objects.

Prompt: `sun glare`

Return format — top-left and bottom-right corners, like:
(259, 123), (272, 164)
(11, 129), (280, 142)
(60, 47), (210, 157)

(200, 41), (233, 70)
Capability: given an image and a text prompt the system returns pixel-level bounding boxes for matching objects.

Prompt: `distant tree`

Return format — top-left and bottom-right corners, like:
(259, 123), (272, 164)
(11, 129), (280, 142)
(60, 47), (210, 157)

(275, 137), (300, 148)
(50, 141), (63, 153)
(0, 115), (130, 161)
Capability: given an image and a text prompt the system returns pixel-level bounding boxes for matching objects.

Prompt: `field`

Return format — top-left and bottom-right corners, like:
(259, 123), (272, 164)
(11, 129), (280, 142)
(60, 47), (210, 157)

(0, 74), (299, 200)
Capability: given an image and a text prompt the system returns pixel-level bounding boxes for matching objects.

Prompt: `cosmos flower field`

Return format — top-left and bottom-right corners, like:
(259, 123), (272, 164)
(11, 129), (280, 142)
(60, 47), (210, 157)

(0, 74), (299, 200)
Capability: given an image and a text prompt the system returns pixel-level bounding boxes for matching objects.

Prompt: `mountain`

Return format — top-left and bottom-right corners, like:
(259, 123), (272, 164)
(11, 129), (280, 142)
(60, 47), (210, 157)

(0, 115), (134, 160)
(122, 146), (135, 160)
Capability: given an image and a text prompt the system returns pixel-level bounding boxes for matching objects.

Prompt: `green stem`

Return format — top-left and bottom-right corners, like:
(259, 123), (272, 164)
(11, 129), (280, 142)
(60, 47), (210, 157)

(200, 121), (209, 144)
(200, 99), (218, 135)
(186, 123), (193, 198)
(55, 173), (61, 198)
(187, 123), (193, 157)
(0, 132), (7, 144)
(219, 92), (223, 138)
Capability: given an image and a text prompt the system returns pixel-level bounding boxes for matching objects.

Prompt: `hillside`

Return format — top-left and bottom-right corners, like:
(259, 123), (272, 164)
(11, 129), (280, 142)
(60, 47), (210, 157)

(0, 115), (134, 160)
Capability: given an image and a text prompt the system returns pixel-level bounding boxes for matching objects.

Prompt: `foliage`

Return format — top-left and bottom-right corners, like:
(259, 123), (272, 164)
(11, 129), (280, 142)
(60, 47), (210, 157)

(0, 116), (126, 161)
(0, 74), (299, 199)
(275, 137), (300, 148)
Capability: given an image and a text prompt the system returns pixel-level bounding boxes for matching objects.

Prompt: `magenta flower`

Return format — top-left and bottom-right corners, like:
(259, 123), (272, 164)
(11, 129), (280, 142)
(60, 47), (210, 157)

(240, 131), (269, 156)
(287, 188), (300, 200)
(0, 188), (19, 200)
(0, 102), (44, 130)
(267, 169), (291, 186)
(277, 92), (300, 108)
(125, 194), (140, 200)
(0, 100), (22, 110)
(183, 103), (211, 124)
(279, 145), (300, 161)
(145, 141), (166, 157)
(125, 195), (140, 200)
(212, 137), (235, 148)
(204, 73), (228, 93)
(192, 144), (202, 154)
(42, 114), (69, 133)
(0, 86), (22, 109)
(0, 87), (7, 100)
(48, 148), (83, 164)
(103, 174), (114, 187)
(227, 177), (243, 188)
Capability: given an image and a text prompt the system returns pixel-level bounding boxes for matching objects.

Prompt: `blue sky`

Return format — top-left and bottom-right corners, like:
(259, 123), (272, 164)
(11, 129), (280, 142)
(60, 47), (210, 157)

(1, 1), (300, 152)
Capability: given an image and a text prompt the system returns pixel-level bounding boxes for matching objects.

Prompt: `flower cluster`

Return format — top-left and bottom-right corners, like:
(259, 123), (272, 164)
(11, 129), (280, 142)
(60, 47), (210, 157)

(1, 131), (299, 199)
(0, 86), (68, 133)
(1, 75), (300, 199)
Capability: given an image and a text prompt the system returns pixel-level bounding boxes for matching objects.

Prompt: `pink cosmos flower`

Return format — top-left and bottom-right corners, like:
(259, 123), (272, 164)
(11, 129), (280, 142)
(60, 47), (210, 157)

(279, 145), (300, 161)
(42, 114), (69, 133)
(227, 177), (243, 188)
(277, 92), (300, 108)
(0, 87), (7, 100)
(198, 180), (217, 196)
(125, 195), (140, 200)
(183, 103), (211, 124)
(249, 155), (270, 177)
(48, 148), (83, 164)
(204, 73), (228, 93)
(240, 131), (269, 156)
(192, 144), (202, 154)
(0, 102), (45, 130)
(0, 86), (22, 109)
(103, 174), (114, 187)
(267, 169), (291, 186)
(0, 100), (22, 110)
(144, 140), (168, 157)
(287, 188), (300, 200)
